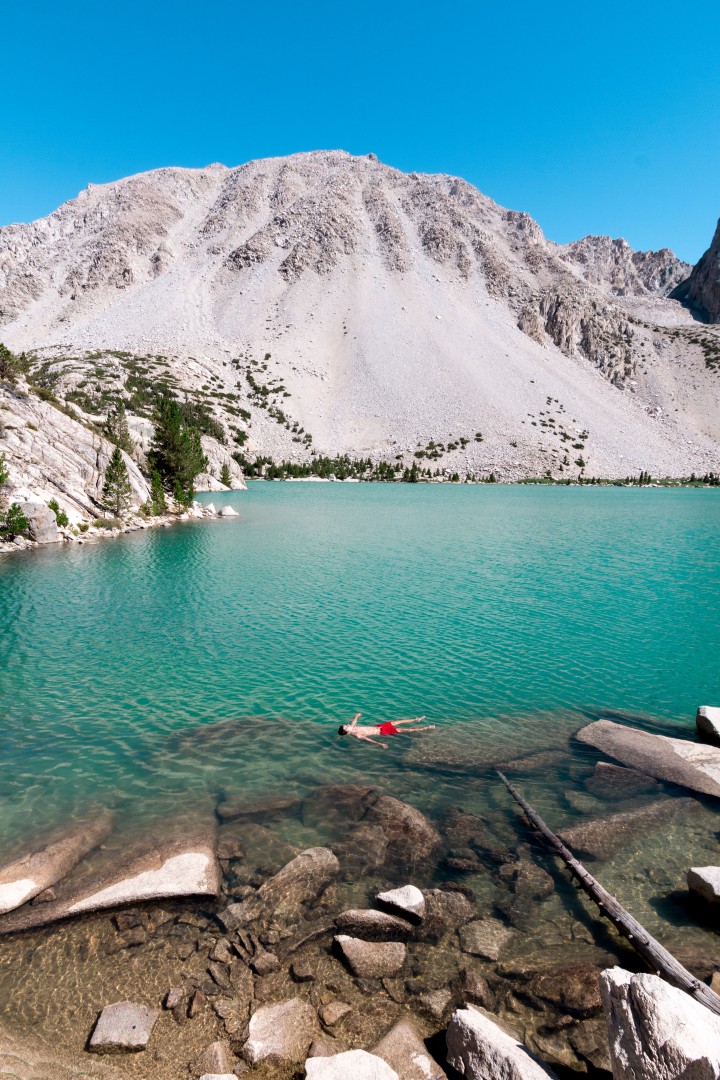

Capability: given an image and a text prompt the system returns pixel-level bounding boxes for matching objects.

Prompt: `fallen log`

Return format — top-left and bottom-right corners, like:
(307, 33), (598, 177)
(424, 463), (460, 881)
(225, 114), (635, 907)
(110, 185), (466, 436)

(496, 769), (720, 1017)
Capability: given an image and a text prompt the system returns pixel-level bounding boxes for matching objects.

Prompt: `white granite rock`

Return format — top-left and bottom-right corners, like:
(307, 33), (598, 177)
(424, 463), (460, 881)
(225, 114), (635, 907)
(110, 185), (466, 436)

(377, 884), (426, 920)
(0, 824), (220, 933)
(243, 998), (319, 1067)
(577, 719), (720, 797)
(447, 1006), (559, 1079)
(0, 812), (113, 914)
(218, 505), (239, 517)
(697, 706), (720, 744)
(305, 1049), (399, 1079)
(17, 501), (59, 543)
(600, 967), (720, 1079)
(687, 866), (720, 903)
(88, 1001), (159, 1053)
(373, 1017), (447, 1079)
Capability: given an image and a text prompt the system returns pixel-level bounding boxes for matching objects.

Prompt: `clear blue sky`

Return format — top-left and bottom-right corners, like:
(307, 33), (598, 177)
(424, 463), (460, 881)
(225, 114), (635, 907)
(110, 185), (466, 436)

(2, 0), (718, 262)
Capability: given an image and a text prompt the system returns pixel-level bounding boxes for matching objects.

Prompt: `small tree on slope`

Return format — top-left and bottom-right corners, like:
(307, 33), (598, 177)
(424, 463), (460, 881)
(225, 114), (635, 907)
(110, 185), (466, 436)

(103, 447), (132, 517)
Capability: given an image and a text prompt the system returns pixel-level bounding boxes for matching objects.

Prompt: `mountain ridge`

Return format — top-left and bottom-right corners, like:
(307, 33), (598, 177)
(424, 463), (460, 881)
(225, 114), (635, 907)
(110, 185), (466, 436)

(1, 150), (719, 506)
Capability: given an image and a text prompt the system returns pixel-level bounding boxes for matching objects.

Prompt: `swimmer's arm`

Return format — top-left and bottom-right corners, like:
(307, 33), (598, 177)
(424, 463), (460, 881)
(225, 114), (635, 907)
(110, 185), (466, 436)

(358, 733), (388, 749)
(348, 712), (361, 732)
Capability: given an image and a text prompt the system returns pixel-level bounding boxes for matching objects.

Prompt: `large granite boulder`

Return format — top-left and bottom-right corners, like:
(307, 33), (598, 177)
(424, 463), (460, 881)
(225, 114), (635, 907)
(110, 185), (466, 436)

(557, 798), (698, 861)
(373, 1017), (448, 1080)
(697, 707), (720, 745)
(576, 720), (720, 797)
(17, 501), (59, 543)
(364, 796), (441, 868)
(242, 998), (319, 1067)
(600, 967), (720, 1079)
(687, 866), (720, 903)
(220, 847), (340, 929)
(0, 812), (113, 915)
(88, 1001), (159, 1053)
(447, 1006), (559, 1079)
(305, 1049), (399, 1079)
(0, 823), (220, 933)
(585, 760), (661, 797)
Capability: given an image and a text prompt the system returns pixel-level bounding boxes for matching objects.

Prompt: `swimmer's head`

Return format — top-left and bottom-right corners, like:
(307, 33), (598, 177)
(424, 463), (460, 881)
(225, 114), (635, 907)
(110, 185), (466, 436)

(338, 725), (349, 736)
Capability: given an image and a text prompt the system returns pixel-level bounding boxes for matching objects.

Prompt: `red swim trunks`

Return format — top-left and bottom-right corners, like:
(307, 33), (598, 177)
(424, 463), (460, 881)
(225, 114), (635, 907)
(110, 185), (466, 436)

(378, 722), (399, 735)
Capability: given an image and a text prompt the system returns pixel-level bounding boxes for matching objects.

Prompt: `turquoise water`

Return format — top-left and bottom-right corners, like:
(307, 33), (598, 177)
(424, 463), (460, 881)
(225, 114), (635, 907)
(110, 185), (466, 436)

(1, 484), (719, 854)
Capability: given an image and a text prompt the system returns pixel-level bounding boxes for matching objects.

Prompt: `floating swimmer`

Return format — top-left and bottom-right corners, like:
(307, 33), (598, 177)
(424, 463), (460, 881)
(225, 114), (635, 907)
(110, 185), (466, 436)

(338, 712), (436, 749)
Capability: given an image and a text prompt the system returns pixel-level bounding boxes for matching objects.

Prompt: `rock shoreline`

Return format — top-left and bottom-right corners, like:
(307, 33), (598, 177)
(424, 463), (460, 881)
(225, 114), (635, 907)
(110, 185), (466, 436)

(1, 714), (719, 1078)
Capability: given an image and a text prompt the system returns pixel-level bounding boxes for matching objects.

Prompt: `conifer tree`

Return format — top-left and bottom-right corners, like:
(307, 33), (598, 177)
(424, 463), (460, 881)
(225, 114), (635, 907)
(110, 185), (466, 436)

(220, 463), (232, 487)
(149, 395), (207, 506)
(103, 447), (132, 517)
(102, 402), (133, 454)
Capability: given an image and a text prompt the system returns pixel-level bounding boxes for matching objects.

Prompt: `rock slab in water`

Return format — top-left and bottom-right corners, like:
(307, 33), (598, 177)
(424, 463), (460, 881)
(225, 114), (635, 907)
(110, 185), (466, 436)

(576, 719), (720, 797)
(600, 967), (720, 1079)
(377, 884), (426, 921)
(447, 1006), (559, 1079)
(191, 1040), (234, 1077)
(220, 847), (340, 928)
(687, 866), (720, 903)
(305, 1049), (399, 1079)
(335, 909), (414, 941)
(373, 1017), (448, 1080)
(697, 706), (720, 745)
(242, 998), (320, 1066)
(88, 1001), (160, 1053)
(459, 919), (515, 961)
(0, 825), (220, 934)
(557, 798), (697, 862)
(585, 761), (661, 797)
(218, 506), (239, 517)
(335, 935), (406, 978)
(0, 812), (114, 915)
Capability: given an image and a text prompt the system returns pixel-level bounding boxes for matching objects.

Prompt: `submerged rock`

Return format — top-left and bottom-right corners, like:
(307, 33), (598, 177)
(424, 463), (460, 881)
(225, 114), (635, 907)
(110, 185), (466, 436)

(585, 760), (661, 797)
(220, 846), (339, 929)
(600, 967), (720, 1079)
(446, 1005), (559, 1079)
(241, 997), (319, 1067)
(88, 1001), (159, 1054)
(190, 1041), (234, 1077)
(335, 935), (407, 978)
(557, 797), (697, 861)
(0, 811), (114, 915)
(0, 824), (220, 933)
(364, 796), (441, 868)
(687, 866), (720, 903)
(305, 1049), (399, 1079)
(373, 1017), (448, 1080)
(216, 794), (302, 823)
(459, 918), (515, 961)
(697, 706), (720, 745)
(576, 719), (720, 797)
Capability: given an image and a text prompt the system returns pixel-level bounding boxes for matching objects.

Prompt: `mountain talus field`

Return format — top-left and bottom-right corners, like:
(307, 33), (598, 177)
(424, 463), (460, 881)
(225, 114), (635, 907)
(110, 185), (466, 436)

(1, 150), (720, 486)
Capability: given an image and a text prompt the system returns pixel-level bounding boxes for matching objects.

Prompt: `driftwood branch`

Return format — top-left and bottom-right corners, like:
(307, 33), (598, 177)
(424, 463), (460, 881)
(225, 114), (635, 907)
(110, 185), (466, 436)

(497, 769), (720, 1017)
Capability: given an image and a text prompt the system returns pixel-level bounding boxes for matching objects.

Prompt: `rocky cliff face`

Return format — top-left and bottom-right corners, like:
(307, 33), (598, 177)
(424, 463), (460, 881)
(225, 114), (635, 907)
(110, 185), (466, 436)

(1, 151), (719, 480)
(672, 218), (720, 322)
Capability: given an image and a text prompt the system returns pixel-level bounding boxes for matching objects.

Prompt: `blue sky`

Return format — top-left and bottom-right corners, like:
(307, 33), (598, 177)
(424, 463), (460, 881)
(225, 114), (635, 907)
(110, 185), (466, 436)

(2, 0), (718, 261)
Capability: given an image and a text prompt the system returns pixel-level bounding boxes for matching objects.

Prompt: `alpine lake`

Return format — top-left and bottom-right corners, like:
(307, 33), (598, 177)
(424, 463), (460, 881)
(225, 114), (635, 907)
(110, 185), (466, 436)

(1, 483), (719, 1077)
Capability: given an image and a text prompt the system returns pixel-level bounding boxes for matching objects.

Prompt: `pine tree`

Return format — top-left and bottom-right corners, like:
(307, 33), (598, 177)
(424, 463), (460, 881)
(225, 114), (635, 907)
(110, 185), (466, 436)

(103, 447), (132, 517)
(220, 463), (232, 487)
(102, 402), (133, 454)
(144, 470), (167, 516)
(0, 451), (8, 490)
(0, 503), (29, 540)
(149, 396), (207, 506)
